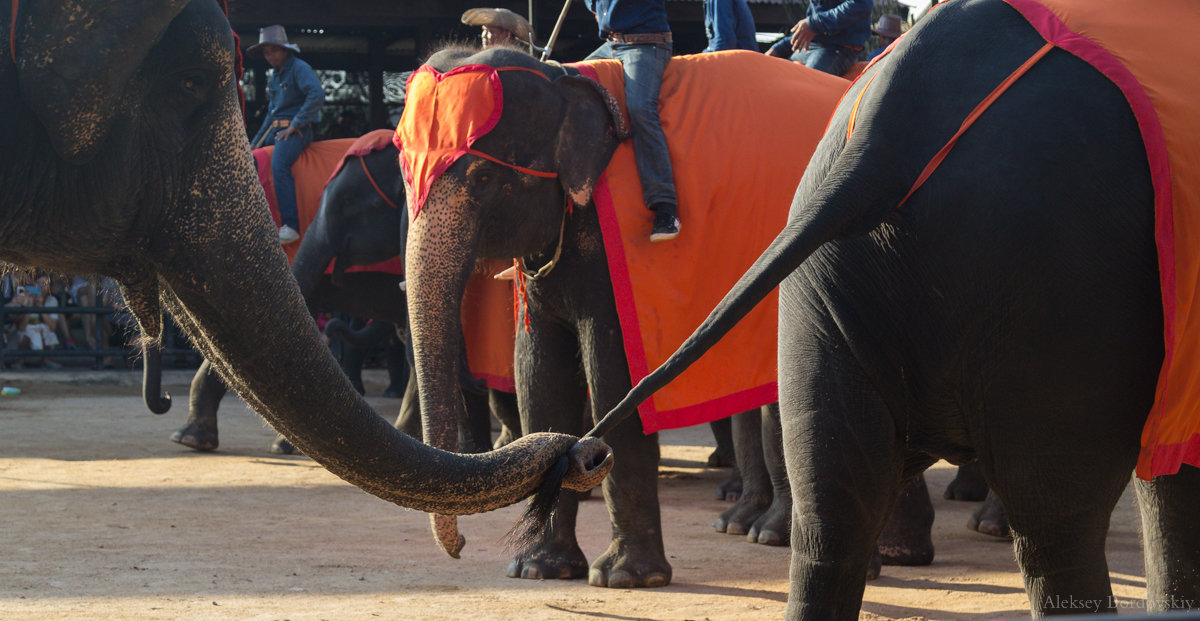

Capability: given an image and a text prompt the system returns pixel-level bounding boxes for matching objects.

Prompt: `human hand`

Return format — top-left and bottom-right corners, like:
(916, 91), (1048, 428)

(789, 18), (816, 52)
(277, 125), (300, 141)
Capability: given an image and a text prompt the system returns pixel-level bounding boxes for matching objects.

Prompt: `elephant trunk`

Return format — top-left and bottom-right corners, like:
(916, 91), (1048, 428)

(141, 343), (172, 414)
(152, 105), (610, 519)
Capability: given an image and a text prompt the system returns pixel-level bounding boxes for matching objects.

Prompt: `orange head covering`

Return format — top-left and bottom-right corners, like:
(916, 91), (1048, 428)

(394, 64), (504, 219)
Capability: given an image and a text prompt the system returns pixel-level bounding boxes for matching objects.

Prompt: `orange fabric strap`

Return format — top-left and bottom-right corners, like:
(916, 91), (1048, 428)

(897, 42), (1055, 207)
(845, 72), (878, 142)
(10, 0), (18, 63)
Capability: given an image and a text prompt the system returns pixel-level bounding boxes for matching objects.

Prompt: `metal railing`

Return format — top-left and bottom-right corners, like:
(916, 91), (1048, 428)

(0, 305), (199, 369)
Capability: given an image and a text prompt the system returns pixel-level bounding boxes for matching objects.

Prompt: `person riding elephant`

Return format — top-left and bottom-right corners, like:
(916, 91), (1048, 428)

(461, 7), (535, 52)
(765, 0), (872, 76)
(543, 0), (1200, 617)
(246, 24), (326, 246)
(1, 0), (611, 548)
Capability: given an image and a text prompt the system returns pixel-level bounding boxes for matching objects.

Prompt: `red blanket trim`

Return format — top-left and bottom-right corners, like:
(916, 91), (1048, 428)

(578, 64), (778, 433)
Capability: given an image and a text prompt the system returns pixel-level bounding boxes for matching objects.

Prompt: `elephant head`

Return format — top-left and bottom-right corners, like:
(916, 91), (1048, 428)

(3, 1), (610, 522)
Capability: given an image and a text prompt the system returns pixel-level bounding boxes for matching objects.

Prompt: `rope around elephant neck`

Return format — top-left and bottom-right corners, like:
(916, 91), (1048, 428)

(357, 155), (402, 210)
(512, 201), (570, 333)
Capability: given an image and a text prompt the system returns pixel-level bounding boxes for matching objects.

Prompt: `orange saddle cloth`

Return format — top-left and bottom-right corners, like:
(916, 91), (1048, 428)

(574, 51), (848, 432)
(1002, 0), (1200, 478)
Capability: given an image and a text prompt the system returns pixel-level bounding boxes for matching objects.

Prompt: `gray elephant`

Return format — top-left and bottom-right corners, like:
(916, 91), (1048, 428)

(567, 0), (1200, 617)
(1, 0), (609, 529)
(165, 136), (520, 454)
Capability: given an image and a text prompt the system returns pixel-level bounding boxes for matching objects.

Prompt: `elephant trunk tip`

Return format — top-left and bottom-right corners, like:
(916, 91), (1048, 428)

(503, 437), (614, 554)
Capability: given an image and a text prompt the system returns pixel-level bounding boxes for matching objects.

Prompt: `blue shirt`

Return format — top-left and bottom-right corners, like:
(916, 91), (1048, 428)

(767, 0), (873, 54)
(251, 54), (325, 145)
(703, 0), (758, 52)
(585, 0), (670, 37)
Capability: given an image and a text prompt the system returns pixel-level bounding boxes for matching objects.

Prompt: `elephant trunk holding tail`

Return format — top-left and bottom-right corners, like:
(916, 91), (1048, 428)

(2, 0), (609, 522)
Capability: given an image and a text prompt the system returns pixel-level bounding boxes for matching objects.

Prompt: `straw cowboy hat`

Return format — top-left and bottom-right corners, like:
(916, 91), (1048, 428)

(461, 8), (534, 43)
(871, 14), (904, 39)
(245, 24), (301, 58)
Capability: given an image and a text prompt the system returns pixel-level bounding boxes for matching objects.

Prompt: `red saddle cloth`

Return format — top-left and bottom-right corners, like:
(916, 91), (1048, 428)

(574, 51), (848, 432)
(1000, 0), (1200, 479)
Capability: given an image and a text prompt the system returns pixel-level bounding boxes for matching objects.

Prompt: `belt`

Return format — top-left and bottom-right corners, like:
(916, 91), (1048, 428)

(270, 119), (291, 129)
(607, 31), (672, 45)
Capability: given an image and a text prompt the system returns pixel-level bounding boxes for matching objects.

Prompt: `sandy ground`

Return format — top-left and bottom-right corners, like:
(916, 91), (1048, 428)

(0, 369), (1152, 620)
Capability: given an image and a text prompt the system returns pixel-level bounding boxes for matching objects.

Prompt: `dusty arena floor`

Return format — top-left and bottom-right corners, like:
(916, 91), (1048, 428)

(0, 369), (1150, 620)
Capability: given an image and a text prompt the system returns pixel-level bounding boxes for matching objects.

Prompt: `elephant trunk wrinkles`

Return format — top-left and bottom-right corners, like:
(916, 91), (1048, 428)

(154, 106), (611, 519)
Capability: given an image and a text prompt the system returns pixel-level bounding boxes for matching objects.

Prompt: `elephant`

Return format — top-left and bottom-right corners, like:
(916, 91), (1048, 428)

(564, 0), (1200, 617)
(400, 43), (890, 586)
(166, 135), (520, 454)
(1, 0), (610, 535)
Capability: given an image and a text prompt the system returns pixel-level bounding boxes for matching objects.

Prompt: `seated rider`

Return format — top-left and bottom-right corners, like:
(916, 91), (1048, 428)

(765, 0), (873, 77)
(584, 0), (681, 242)
(247, 25), (326, 245)
(461, 7), (536, 52)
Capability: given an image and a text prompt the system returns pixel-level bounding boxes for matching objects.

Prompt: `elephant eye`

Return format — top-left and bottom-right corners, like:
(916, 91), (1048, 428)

(180, 73), (207, 96)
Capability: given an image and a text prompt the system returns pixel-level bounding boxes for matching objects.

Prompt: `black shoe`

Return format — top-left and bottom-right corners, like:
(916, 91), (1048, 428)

(650, 208), (681, 242)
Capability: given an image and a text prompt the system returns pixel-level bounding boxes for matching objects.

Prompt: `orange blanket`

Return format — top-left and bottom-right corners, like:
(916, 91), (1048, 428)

(575, 51), (848, 433)
(1002, 0), (1200, 479)
(254, 135), (404, 275)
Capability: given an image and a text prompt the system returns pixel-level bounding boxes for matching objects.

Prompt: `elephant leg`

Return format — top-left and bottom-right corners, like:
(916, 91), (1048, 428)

(748, 403), (792, 547)
(966, 489), (1010, 539)
(339, 339), (368, 396)
(507, 319), (589, 581)
(1134, 464), (1200, 611)
(713, 410), (771, 537)
(987, 446), (1131, 615)
(876, 474), (935, 565)
(393, 371), (421, 438)
(780, 326), (902, 619)
(460, 383), (492, 453)
(944, 460), (989, 501)
(582, 321), (670, 589)
(172, 359), (225, 451)
(707, 417), (735, 467)
(382, 335), (408, 398)
(489, 389), (521, 449)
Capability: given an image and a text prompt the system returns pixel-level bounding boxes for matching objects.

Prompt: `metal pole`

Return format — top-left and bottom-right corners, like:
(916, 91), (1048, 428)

(541, 0), (574, 62)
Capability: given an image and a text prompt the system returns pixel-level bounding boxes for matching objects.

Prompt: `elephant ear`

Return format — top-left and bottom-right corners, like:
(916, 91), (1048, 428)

(552, 75), (629, 209)
(14, 0), (192, 164)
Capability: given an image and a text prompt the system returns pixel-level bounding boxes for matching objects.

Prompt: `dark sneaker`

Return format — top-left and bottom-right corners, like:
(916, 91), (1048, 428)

(650, 210), (681, 242)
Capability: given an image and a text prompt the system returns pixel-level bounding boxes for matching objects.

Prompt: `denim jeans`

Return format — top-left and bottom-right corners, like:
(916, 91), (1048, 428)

(790, 42), (859, 77)
(265, 123), (313, 230)
(586, 41), (677, 209)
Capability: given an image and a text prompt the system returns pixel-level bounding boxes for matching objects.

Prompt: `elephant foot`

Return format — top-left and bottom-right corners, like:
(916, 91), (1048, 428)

(506, 541), (588, 580)
(944, 462), (989, 501)
(713, 494), (769, 536)
(706, 446), (734, 468)
(170, 423), (218, 452)
(967, 491), (1011, 539)
(715, 470), (742, 501)
(587, 540), (671, 588)
(746, 497), (790, 546)
(269, 435), (300, 455)
(867, 549), (882, 581)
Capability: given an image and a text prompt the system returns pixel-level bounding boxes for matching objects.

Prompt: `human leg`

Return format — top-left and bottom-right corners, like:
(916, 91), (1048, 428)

(611, 42), (679, 240)
(798, 43), (858, 77)
(269, 125), (312, 234)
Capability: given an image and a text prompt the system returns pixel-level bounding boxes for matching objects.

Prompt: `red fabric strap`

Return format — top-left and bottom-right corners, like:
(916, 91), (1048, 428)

(10, 0), (18, 64)
(897, 41), (1055, 208)
(465, 148), (557, 178)
(358, 155), (402, 210)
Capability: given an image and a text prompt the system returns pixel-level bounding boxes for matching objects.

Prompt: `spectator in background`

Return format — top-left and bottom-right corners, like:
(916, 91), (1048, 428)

(247, 25), (326, 246)
(866, 13), (903, 60)
(584, 0), (681, 242)
(461, 7), (535, 51)
(766, 0), (873, 77)
(703, 0), (759, 52)
(8, 274), (63, 369)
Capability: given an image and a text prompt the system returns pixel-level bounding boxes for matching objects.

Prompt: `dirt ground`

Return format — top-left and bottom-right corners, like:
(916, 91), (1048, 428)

(0, 368), (1152, 620)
